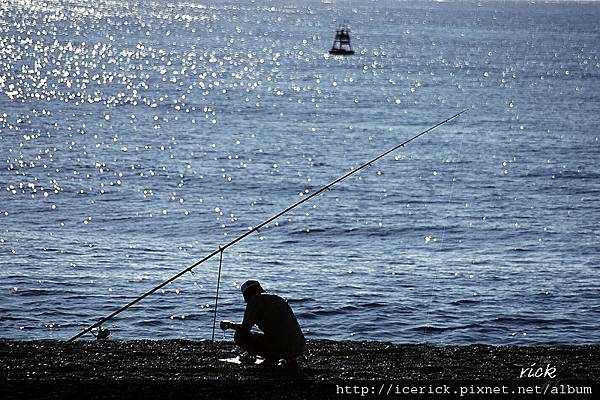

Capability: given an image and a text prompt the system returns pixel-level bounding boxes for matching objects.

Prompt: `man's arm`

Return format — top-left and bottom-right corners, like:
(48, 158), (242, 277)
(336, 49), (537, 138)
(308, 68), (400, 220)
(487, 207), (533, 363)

(220, 320), (244, 331)
(221, 297), (258, 332)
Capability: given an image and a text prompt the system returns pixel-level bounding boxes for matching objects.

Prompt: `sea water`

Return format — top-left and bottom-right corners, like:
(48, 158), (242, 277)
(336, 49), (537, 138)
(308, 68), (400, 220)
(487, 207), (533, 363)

(0, 0), (598, 345)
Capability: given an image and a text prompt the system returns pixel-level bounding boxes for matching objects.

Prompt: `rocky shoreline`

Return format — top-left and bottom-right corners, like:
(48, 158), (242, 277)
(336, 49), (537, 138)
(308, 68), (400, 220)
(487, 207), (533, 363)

(1, 339), (598, 399)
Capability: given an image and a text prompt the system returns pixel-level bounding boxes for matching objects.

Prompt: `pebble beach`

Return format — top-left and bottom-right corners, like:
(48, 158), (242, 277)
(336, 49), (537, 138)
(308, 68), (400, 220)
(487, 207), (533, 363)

(1, 339), (598, 399)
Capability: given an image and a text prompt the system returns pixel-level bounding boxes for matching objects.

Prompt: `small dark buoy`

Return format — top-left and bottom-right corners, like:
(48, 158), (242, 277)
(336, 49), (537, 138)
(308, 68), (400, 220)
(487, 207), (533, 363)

(329, 23), (355, 56)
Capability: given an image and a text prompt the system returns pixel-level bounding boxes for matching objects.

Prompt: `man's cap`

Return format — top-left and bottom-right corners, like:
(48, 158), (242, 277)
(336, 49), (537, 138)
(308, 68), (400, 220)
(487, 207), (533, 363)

(241, 280), (261, 294)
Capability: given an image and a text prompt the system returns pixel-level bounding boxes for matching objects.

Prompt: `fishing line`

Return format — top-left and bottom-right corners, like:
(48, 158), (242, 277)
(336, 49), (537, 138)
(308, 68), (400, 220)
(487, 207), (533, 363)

(211, 247), (224, 342)
(67, 109), (467, 342)
(421, 115), (469, 343)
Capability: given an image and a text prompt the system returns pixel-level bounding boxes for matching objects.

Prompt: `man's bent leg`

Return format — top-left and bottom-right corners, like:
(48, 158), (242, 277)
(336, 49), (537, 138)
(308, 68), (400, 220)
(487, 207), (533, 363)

(233, 330), (272, 359)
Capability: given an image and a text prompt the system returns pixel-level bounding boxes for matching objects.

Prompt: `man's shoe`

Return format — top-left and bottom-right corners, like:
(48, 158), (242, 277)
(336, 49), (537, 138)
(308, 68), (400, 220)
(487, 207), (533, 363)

(238, 352), (257, 365)
(258, 357), (279, 368)
(281, 358), (299, 370)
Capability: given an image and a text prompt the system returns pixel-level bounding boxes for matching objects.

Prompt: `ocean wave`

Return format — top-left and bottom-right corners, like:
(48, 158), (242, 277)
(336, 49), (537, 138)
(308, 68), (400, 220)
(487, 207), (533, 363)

(411, 323), (483, 333)
(492, 315), (570, 326)
(450, 298), (481, 306)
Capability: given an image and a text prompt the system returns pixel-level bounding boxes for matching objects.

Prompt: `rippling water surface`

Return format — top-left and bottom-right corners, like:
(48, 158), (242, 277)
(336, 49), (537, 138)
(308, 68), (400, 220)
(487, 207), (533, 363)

(1, 0), (599, 344)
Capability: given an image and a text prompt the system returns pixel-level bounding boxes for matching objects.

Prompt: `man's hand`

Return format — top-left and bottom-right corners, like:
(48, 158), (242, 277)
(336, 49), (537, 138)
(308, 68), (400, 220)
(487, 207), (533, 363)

(220, 320), (232, 331)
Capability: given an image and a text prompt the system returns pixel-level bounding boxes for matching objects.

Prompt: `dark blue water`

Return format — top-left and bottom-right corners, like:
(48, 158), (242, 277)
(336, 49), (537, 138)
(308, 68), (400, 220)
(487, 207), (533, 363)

(1, 0), (599, 345)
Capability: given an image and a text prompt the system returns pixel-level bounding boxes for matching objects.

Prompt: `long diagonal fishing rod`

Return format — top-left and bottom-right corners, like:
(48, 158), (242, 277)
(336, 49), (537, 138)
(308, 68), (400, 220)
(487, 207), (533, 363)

(68, 109), (467, 342)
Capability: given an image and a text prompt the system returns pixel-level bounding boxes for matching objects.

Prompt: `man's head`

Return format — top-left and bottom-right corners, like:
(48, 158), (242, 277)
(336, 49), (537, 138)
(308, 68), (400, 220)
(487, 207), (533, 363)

(241, 280), (264, 303)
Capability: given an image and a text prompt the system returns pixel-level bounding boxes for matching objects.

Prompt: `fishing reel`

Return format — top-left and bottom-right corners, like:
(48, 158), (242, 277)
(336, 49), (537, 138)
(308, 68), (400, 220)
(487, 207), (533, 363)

(92, 326), (111, 341)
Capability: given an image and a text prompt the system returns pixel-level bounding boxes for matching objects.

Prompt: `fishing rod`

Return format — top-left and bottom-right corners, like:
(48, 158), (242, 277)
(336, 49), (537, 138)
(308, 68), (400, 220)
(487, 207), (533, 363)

(67, 109), (467, 342)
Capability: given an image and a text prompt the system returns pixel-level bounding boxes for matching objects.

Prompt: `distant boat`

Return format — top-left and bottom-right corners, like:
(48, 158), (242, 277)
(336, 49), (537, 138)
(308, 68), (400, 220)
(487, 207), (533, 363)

(329, 25), (355, 55)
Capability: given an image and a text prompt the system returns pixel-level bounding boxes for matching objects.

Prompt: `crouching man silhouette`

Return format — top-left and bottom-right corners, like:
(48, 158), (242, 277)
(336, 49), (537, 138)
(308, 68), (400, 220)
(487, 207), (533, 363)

(220, 280), (305, 368)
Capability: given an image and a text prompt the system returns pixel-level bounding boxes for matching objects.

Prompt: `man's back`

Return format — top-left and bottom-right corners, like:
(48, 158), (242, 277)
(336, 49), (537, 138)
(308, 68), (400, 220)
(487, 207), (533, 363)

(242, 292), (305, 358)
